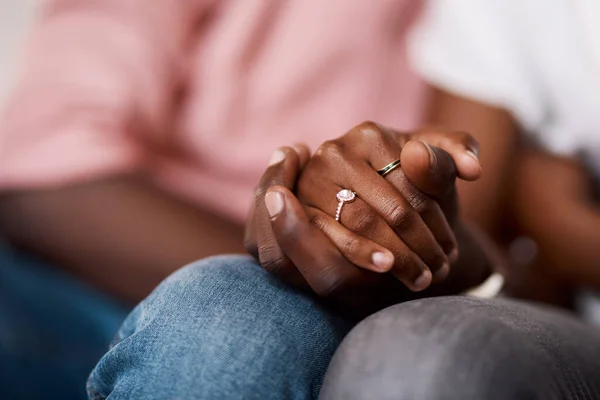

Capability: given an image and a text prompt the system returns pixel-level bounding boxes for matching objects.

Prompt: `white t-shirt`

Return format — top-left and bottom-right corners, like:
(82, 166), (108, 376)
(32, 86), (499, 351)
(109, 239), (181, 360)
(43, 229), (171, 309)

(409, 0), (600, 174)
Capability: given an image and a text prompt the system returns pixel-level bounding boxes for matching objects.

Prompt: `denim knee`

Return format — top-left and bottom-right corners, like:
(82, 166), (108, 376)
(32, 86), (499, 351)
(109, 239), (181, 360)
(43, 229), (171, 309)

(320, 297), (562, 400)
(87, 255), (353, 400)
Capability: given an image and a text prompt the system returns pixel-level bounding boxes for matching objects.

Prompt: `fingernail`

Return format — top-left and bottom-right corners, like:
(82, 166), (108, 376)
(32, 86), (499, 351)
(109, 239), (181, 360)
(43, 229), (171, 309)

(433, 261), (450, 281)
(413, 269), (432, 291)
(265, 191), (284, 217)
(372, 251), (394, 272)
(419, 141), (437, 166)
(466, 150), (479, 162)
(268, 149), (286, 166)
(448, 248), (459, 263)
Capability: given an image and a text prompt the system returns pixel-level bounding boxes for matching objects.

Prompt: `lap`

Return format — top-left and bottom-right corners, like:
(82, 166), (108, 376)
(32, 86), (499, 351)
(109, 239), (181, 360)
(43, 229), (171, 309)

(88, 255), (356, 400)
(87, 255), (600, 400)
(321, 296), (600, 400)
(0, 242), (130, 400)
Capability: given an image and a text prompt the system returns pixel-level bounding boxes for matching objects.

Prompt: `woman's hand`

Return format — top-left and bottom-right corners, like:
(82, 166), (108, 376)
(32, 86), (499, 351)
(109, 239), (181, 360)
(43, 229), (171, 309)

(294, 122), (481, 291)
(245, 122), (482, 311)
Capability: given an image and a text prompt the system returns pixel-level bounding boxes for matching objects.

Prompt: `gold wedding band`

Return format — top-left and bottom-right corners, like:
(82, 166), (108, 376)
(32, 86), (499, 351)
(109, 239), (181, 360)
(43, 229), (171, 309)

(377, 159), (401, 177)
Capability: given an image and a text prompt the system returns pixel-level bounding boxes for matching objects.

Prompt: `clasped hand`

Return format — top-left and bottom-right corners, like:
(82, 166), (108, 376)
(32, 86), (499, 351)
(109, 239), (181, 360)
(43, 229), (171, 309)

(245, 122), (481, 312)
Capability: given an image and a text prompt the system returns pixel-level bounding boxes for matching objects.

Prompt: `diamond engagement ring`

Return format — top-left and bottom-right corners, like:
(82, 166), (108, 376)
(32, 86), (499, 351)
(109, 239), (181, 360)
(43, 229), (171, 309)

(335, 189), (356, 222)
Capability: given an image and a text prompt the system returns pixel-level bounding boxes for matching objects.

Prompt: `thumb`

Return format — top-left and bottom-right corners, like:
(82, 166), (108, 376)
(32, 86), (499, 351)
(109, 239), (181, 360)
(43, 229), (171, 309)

(409, 129), (482, 181)
(400, 140), (457, 200)
(244, 145), (307, 258)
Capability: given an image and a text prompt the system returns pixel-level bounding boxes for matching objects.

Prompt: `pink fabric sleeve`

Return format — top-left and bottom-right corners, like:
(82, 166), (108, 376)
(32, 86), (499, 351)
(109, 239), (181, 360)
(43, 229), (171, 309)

(0, 0), (210, 189)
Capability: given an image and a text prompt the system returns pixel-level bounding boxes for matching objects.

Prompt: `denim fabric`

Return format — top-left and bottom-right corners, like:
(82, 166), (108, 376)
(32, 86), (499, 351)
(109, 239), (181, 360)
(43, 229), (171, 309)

(87, 255), (355, 400)
(0, 242), (130, 400)
(89, 255), (600, 400)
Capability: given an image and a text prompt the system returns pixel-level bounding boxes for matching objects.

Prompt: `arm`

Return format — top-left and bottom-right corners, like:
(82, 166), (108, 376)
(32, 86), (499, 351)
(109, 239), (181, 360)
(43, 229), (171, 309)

(513, 149), (600, 289)
(0, 177), (245, 303)
(421, 89), (519, 294)
(407, 0), (536, 291)
(428, 90), (518, 233)
(0, 0), (241, 303)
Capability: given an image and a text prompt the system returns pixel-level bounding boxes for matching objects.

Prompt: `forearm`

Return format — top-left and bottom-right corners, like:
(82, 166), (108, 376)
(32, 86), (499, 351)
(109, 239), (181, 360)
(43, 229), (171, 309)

(521, 200), (600, 288)
(0, 177), (245, 303)
(513, 149), (600, 289)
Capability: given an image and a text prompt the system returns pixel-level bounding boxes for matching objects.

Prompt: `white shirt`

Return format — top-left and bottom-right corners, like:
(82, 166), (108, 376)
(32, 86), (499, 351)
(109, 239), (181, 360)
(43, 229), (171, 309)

(409, 0), (600, 174)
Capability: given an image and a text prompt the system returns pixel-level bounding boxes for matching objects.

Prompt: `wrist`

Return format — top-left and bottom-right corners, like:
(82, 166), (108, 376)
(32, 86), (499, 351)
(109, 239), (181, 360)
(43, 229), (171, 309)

(529, 207), (600, 286)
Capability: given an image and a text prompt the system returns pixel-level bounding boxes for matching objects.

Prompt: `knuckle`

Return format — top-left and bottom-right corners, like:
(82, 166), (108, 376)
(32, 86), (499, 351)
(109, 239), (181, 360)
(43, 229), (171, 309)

(340, 235), (362, 258)
(407, 190), (433, 215)
(354, 120), (384, 141)
(388, 203), (417, 231)
(309, 212), (328, 230)
(351, 208), (380, 235)
(314, 140), (345, 162)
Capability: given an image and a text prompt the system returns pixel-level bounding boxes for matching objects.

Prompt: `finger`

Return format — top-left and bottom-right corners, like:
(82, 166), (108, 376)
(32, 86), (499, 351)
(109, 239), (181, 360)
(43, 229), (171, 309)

(245, 147), (301, 256)
(305, 206), (395, 274)
(400, 140), (460, 235)
(400, 140), (457, 199)
(303, 126), (450, 284)
(261, 146), (306, 193)
(247, 147), (305, 283)
(347, 165), (449, 281)
(378, 148), (459, 271)
(334, 196), (435, 290)
(265, 186), (366, 297)
(300, 147), (447, 284)
(299, 172), (435, 290)
(411, 129), (481, 181)
(387, 180), (458, 272)
(291, 143), (311, 169)
(360, 127), (457, 271)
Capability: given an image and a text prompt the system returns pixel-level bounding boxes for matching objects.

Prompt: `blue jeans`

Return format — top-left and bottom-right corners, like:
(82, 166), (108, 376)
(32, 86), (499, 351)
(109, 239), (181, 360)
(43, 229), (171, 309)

(87, 255), (355, 399)
(0, 242), (130, 400)
(88, 255), (600, 400)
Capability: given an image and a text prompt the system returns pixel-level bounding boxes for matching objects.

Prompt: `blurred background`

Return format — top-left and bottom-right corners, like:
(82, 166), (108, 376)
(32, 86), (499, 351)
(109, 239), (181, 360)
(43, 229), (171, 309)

(0, 0), (37, 106)
(1, 0), (600, 399)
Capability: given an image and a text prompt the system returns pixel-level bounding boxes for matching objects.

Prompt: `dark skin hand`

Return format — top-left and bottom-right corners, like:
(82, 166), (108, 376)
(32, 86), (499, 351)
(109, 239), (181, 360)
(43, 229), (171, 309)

(0, 89), (512, 305)
(430, 90), (600, 305)
(245, 122), (493, 314)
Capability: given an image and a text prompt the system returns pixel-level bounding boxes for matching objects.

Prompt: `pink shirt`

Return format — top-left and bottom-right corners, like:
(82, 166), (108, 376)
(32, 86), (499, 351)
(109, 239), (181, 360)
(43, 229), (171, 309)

(0, 0), (426, 223)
